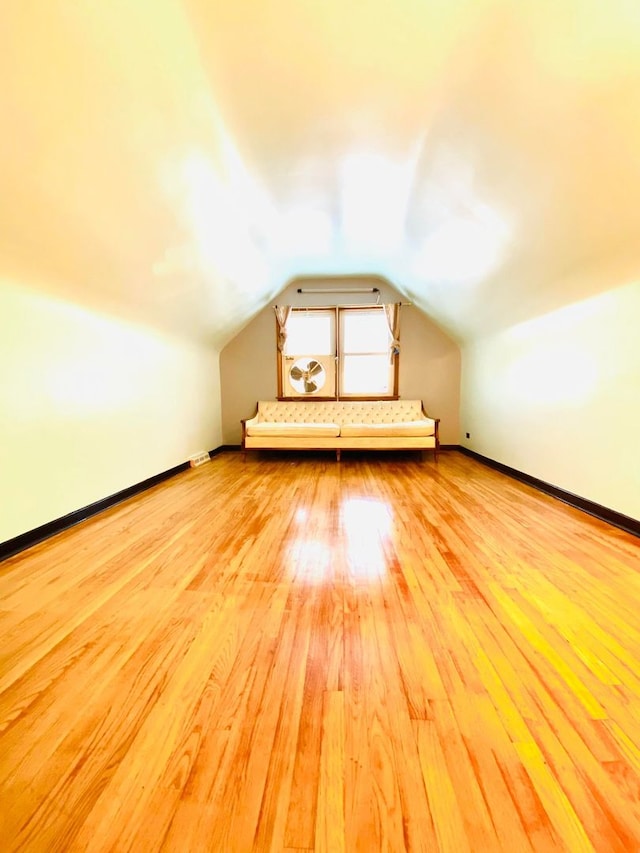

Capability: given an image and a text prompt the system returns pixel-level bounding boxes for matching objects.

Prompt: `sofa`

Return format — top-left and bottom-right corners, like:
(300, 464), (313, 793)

(241, 399), (439, 461)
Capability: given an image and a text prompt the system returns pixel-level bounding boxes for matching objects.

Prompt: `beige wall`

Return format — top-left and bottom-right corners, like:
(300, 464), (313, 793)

(0, 280), (222, 544)
(460, 280), (640, 521)
(220, 280), (461, 444)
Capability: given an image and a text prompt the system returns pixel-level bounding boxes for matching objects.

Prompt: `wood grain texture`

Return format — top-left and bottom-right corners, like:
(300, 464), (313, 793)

(0, 450), (639, 851)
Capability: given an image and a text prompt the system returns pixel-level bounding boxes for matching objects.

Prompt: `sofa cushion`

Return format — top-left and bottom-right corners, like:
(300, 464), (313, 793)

(340, 419), (435, 437)
(247, 421), (340, 438)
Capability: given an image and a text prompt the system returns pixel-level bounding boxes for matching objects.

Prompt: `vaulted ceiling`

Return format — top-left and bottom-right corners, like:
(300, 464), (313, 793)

(2, 0), (640, 346)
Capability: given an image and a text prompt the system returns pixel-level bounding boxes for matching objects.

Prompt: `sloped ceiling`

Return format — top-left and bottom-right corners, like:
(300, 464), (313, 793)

(2, 0), (640, 347)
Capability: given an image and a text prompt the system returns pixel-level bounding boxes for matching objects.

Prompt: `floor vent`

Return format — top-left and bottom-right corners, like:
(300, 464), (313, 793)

(189, 451), (211, 468)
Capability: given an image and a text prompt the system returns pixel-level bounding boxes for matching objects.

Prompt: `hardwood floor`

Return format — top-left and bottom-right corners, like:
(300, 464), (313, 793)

(1, 450), (639, 852)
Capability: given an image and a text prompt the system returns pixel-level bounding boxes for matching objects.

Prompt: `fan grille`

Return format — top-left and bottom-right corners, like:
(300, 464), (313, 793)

(289, 358), (327, 394)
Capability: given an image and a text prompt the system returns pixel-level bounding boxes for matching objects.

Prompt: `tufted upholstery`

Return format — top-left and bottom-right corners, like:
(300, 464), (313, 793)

(256, 399), (425, 424)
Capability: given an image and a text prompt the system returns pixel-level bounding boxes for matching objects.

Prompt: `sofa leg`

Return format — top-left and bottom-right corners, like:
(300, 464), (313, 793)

(336, 448), (341, 462)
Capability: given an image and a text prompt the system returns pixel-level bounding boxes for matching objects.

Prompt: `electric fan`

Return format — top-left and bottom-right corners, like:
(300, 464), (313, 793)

(288, 358), (327, 394)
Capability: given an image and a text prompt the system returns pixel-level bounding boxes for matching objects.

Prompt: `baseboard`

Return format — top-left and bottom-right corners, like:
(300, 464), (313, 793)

(0, 448), (227, 564)
(459, 447), (640, 538)
(6, 444), (634, 563)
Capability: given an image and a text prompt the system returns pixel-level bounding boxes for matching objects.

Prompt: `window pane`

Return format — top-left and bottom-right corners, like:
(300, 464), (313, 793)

(285, 311), (334, 355)
(342, 355), (391, 394)
(342, 309), (390, 354)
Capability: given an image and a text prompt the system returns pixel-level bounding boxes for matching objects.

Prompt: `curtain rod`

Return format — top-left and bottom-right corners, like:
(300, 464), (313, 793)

(283, 301), (413, 308)
(296, 286), (379, 294)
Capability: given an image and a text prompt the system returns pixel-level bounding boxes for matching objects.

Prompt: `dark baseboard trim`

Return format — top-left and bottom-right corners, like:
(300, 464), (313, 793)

(0, 448), (229, 564)
(459, 447), (640, 538)
(5, 444), (635, 563)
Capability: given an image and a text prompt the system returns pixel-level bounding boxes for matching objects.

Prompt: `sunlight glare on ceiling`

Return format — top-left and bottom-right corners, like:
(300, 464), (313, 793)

(177, 151), (270, 291)
(340, 152), (416, 256)
(272, 205), (334, 257)
(413, 206), (510, 284)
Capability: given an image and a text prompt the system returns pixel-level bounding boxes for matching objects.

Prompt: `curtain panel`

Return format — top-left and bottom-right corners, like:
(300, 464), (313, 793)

(274, 305), (292, 353)
(383, 303), (401, 363)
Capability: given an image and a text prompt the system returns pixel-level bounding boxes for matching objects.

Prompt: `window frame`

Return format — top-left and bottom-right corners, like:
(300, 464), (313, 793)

(276, 305), (400, 401)
(338, 306), (397, 399)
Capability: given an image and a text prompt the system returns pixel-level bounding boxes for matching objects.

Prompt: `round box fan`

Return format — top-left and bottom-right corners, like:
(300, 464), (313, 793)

(289, 358), (326, 394)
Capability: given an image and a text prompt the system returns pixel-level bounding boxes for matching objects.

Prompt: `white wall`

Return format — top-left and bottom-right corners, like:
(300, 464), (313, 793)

(220, 279), (461, 444)
(461, 281), (640, 520)
(0, 280), (222, 544)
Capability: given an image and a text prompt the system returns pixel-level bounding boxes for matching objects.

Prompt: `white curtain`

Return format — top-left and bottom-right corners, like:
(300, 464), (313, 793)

(383, 303), (401, 363)
(274, 305), (292, 353)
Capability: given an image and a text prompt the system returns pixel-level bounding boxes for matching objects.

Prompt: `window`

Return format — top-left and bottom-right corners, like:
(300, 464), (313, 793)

(340, 308), (393, 396)
(284, 310), (335, 357)
(277, 305), (399, 399)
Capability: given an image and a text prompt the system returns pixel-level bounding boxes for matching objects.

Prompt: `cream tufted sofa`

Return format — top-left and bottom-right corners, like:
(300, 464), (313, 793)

(241, 400), (439, 461)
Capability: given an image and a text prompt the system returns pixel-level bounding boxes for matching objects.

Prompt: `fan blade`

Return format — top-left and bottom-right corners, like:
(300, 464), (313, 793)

(305, 380), (317, 393)
(307, 361), (323, 376)
(290, 366), (303, 380)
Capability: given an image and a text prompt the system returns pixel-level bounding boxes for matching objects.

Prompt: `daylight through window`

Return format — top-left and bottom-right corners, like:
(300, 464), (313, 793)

(278, 305), (399, 399)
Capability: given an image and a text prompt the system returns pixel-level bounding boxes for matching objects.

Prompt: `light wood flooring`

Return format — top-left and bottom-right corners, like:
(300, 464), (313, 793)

(0, 450), (639, 852)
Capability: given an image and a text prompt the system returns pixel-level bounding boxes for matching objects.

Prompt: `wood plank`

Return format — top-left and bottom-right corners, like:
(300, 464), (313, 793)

(315, 690), (345, 853)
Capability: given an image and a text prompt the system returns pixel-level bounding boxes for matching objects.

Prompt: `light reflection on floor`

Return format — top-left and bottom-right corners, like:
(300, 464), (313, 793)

(286, 497), (393, 584)
(343, 497), (393, 579)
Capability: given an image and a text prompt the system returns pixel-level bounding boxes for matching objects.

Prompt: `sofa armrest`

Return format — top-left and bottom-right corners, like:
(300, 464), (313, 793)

(421, 403), (440, 459)
(241, 405), (259, 449)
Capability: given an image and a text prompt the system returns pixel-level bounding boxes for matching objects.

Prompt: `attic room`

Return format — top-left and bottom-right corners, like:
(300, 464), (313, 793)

(1, 1), (639, 850)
